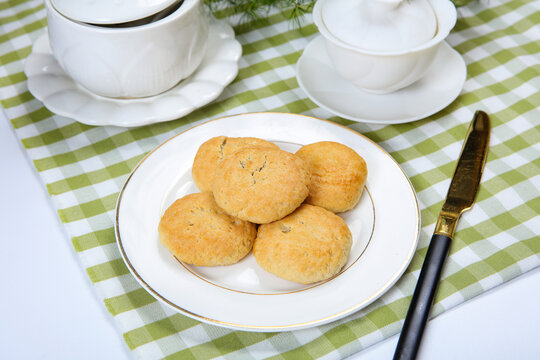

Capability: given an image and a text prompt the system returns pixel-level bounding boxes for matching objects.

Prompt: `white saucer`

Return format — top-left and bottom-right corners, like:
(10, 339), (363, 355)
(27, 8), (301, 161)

(24, 20), (242, 127)
(296, 36), (467, 124)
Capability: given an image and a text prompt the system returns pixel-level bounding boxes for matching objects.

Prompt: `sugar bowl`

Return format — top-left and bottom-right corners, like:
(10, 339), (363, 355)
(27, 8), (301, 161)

(313, 0), (457, 93)
(45, 0), (209, 98)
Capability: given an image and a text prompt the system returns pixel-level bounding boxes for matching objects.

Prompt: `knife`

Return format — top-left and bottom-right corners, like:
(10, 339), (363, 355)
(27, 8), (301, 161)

(393, 111), (491, 360)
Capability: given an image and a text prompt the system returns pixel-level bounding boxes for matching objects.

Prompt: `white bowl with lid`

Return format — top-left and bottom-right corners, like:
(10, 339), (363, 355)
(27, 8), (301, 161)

(45, 0), (209, 98)
(313, 0), (457, 94)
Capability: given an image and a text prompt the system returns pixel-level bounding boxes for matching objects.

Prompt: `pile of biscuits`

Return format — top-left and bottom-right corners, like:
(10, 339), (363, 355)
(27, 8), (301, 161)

(158, 136), (368, 284)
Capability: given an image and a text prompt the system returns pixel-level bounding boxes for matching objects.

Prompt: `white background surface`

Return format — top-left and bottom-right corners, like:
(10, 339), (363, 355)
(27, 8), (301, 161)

(0, 108), (539, 359)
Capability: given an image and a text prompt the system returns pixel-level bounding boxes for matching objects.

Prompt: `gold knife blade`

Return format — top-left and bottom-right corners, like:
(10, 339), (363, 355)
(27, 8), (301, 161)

(434, 110), (491, 238)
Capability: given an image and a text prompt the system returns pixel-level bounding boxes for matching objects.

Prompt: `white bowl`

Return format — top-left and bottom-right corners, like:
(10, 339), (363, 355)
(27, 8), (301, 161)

(313, 0), (457, 94)
(45, 0), (209, 98)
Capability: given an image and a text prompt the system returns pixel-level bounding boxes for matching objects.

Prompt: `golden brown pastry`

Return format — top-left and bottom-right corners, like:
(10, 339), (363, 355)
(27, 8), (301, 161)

(296, 141), (367, 213)
(212, 146), (310, 224)
(192, 136), (279, 192)
(253, 204), (352, 284)
(158, 192), (256, 266)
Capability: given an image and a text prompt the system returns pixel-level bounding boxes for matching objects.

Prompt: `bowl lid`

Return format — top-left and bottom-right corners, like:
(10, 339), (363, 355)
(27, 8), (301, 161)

(321, 0), (437, 52)
(50, 0), (181, 25)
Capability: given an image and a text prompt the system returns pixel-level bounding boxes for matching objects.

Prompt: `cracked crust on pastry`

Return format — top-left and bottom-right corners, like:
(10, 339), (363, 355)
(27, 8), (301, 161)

(253, 204), (352, 284)
(192, 136), (279, 192)
(158, 192), (257, 266)
(295, 141), (367, 213)
(212, 146), (310, 224)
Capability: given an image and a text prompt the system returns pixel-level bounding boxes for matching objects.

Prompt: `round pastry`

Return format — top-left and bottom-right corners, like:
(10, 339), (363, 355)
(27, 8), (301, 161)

(253, 204), (352, 284)
(212, 146), (310, 224)
(192, 136), (279, 192)
(295, 141), (367, 213)
(158, 192), (256, 266)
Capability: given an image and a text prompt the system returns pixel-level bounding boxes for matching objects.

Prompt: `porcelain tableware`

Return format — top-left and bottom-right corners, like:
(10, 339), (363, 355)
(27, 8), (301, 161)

(296, 36), (467, 124)
(313, 0), (457, 93)
(45, 0), (209, 98)
(115, 112), (420, 331)
(24, 20), (241, 127)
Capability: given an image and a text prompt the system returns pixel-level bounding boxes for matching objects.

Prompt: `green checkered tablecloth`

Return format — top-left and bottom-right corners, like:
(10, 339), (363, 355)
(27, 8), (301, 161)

(1, 0), (539, 358)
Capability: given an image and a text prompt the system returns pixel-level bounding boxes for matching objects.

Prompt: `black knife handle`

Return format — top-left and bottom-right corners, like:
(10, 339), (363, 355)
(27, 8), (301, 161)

(393, 234), (452, 360)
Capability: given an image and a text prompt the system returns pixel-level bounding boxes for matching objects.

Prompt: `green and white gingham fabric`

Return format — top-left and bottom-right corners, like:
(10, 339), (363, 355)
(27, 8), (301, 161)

(1, 0), (540, 358)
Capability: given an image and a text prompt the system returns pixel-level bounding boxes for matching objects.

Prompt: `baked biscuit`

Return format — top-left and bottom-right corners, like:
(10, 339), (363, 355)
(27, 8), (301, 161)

(158, 192), (256, 266)
(192, 136), (279, 192)
(296, 141), (367, 213)
(253, 204), (352, 284)
(212, 146), (310, 224)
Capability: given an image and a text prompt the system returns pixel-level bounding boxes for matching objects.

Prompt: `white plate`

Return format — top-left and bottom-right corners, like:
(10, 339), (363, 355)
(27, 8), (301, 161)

(24, 20), (241, 127)
(115, 112), (420, 331)
(296, 36), (467, 124)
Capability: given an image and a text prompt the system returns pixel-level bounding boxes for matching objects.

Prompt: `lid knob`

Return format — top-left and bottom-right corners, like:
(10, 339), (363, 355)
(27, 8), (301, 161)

(372, 0), (403, 11)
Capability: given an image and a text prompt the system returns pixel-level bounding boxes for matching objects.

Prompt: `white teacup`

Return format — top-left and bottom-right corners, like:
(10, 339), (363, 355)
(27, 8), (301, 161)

(45, 0), (209, 98)
(313, 0), (457, 94)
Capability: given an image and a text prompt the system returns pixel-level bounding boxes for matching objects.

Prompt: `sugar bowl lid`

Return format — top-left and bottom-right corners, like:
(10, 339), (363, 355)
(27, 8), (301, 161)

(321, 0), (438, 52)
(51, 0), (181, 25)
